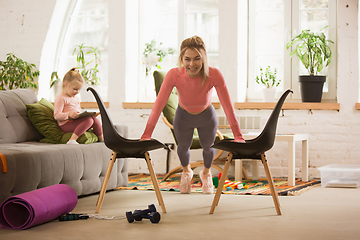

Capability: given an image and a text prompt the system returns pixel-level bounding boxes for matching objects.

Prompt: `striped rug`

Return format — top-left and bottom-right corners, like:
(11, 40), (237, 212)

(116, 174), (321, 196)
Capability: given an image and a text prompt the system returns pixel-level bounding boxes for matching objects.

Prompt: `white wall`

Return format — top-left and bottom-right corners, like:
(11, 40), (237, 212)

(0, 0), (56, 75)
(1, 0), (359, 180)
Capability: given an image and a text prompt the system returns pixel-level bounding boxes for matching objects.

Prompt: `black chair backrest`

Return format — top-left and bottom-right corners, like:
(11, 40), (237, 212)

(87, 87), (126, 151)
(251, 89), (293, 153)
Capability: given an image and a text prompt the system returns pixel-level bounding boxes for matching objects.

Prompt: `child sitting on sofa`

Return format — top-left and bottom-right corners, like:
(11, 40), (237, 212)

(53, 67), (104, 144)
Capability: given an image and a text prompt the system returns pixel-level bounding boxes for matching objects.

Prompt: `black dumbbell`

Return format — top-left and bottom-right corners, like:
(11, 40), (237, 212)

(143, 211), (161, 223)
(126, 204), (160, 223)
(126, 204), (157, 223)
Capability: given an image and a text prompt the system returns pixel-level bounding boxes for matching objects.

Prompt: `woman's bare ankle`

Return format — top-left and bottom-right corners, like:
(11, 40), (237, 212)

(183, 165), (192, 173)
(202, 167), (210, 175)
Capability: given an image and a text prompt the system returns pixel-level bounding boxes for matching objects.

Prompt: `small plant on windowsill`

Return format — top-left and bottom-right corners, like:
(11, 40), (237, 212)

(73, 43), (101, 86)
(255, 66), (281, 102)
(255, 66), (281, 89)
(49, 71), (60, 89)
(142, 40), (175, 75)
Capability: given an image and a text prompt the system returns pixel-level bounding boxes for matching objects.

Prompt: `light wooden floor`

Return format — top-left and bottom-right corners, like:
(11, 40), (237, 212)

(1, 185), (359, 240)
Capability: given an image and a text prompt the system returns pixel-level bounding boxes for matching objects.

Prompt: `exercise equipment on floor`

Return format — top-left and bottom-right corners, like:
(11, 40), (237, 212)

(126, 204), (161, 224)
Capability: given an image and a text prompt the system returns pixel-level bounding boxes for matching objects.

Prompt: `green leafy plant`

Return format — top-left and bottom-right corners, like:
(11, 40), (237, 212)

(286, 26), (334, 76)
(73, 43), (101, 85)
(143, 40), (175, 75)
(255, 66), (281, 88)
(49, 71), (60, 88)
(0, 53), (39, 90)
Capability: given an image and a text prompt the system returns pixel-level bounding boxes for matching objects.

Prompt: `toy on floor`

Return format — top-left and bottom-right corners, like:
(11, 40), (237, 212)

(223, 180), (245, 190)
(212, 176), (219, 188)
(126, 204), (161, 224)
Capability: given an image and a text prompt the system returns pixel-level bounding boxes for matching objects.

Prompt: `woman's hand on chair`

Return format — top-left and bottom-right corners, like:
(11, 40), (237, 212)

(232, 137), (246, 143)
(140, 136), (151, 141)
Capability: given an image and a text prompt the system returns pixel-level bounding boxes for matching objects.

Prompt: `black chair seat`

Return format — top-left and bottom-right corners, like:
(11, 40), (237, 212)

(106, 138), (165, 157)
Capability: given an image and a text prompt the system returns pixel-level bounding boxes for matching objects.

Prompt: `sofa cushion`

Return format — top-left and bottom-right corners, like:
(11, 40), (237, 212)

(0, 89), (43, 144)
(26, 98), (98, 144)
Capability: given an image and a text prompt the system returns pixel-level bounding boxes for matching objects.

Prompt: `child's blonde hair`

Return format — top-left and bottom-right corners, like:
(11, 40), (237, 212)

(178, 35), (209, 84)
(62, 67), (84, 88)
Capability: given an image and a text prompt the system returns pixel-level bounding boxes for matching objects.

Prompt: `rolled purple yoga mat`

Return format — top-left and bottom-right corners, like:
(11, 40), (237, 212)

(0, 184), (78, 230)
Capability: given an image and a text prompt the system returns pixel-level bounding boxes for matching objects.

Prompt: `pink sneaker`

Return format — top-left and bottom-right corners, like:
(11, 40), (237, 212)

(179, 170), (193, 194)
(200, 170), (214, 194)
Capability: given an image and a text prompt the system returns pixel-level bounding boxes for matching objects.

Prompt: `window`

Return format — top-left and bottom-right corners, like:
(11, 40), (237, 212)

(247, 0), (337, 101)
(126, 0), (219, 102)
(185, 0), (219, 68)
(55, 0), (109, 101)
(136, 0), (178, 102)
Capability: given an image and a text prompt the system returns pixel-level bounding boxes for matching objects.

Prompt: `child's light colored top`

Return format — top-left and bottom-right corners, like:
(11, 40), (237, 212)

(54, 93), (81, 126)
(141, 66), (244, 141)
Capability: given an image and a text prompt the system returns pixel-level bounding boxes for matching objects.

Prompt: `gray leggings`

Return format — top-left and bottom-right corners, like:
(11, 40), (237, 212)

(173, 105), (218, 169)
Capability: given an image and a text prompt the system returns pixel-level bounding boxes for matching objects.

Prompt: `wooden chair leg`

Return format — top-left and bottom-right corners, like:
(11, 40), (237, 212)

(260, 153), (281, 215)
(209, 153), (233, 214)
(145, 152), (167, 213)
(96, 151), (117, 213)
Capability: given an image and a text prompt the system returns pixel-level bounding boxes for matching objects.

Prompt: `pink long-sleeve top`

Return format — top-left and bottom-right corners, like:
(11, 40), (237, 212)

(53, 93), (81, 126)
(141, 66), (244, 141)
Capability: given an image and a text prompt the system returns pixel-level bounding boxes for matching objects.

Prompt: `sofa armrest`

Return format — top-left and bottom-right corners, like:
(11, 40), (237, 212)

(1, 153), (7, 173)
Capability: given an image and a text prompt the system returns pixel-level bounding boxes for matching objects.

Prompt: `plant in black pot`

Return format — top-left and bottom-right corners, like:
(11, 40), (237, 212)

(286, 26), (334, 102)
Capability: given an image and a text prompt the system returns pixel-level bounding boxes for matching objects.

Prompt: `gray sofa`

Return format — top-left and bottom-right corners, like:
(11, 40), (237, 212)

(0, 89), (128, 203)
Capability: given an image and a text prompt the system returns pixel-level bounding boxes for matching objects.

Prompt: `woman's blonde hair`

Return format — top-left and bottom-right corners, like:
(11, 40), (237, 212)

(62, 67), (84, 88)
(178, 35), (209, 84)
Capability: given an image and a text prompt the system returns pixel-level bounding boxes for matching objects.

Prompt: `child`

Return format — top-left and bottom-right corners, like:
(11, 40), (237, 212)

(54, 67), (104, 144)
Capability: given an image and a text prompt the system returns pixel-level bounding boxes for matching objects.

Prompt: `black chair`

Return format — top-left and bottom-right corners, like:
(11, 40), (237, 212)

(87, 87), (167, 213)
(209, 89), (293, 215)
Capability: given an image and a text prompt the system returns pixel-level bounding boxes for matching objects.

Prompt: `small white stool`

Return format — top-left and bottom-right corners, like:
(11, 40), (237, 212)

(234, 133), (309, 186)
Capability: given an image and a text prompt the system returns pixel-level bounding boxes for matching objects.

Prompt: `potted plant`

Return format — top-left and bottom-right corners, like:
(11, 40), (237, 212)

(286, 26), (334, 102)
(73, 43), (101, 86)
(142, 40), (175, 75)
(0, 53), (39, 90)
(141, 40), (175, 101)
(72, 44), (101, 101)
(255, 66), (281, 102)
(49, 71), (62, 98)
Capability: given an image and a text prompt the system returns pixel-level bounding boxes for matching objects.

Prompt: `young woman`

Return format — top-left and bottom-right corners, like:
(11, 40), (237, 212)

(54, 67), (104, 144)
(141, 36), (245, 194)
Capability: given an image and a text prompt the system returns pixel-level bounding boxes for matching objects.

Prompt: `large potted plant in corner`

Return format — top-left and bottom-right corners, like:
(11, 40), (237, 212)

(286, 26), (334, 102)
(72, 43), (101, 101)
(255, 66), (281, 102)
(0, 53), (39, 90)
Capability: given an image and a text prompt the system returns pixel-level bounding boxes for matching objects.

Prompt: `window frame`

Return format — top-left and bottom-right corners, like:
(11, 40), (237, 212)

(127, 0), (220, 102)
(246, 0), (337, 102)
(52, 0), (109, 101)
